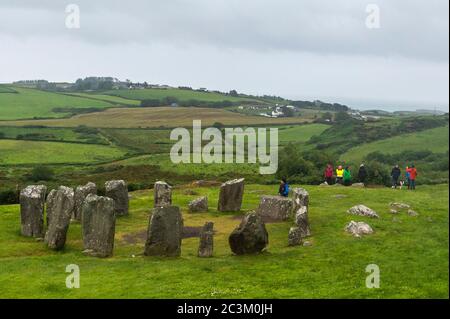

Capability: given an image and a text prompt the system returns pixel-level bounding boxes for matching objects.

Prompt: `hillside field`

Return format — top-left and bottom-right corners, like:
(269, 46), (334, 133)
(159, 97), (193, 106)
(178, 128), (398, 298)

(0, 87), (115, 120)
(0, 184), (447, 298)
(3, 107), (312, 128)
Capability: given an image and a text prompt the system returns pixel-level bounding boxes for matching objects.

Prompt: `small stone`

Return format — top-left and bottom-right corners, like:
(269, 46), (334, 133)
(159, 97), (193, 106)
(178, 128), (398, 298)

(390, 202), (410, 210)
(390, 209), (399, 214)
(351, 183), (365, 188)
(188, 196), (208, 213)
(408, 209), (419, 217)
(303, 241), (312, 246)
(347, 205), (379, 218)
(345, 221), (373, 237)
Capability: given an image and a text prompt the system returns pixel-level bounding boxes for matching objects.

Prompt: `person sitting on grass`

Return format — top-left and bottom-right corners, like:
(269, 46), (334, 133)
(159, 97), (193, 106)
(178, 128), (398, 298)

(336, 165), (344, 184)
(343, 166), (352, 186)
(324, 163), (334, 185)
(278, 177), (289, 197)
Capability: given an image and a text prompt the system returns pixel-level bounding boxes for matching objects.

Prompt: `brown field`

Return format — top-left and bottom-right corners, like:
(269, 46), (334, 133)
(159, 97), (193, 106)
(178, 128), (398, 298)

(1, 107), (311, 128)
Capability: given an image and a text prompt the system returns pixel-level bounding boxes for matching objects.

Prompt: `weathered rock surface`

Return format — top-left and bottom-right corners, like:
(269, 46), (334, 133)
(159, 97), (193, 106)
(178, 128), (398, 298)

(351, 183), (365, 188)
(288, 227), (303, 246)
(218, 178), (245, 212)
(345, 221), (373, 237)
(73, 182), (97, 221)
(348, 205), (379, 218)
(20, 185), (47, 237)
(198, 221), (214, 257)
(188, 196), (208, 213)
(390, 209), (399, 214)
(229, 211), (268, 255)
(45, 186), (74, 250)
(105, 180), (128, 216)
(294, 206), (311, 237)
(82, 194), (116, 257)
(144, 206), (183, 257)
(292, 188), (311, 236)
(256, 195), (293, 221)
(154, 181), (172, 207)
(45, 189), (57, 227)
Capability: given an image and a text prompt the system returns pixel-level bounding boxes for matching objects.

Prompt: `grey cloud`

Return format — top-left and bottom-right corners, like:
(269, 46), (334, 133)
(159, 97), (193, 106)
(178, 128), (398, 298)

(0, 0), (448, 62)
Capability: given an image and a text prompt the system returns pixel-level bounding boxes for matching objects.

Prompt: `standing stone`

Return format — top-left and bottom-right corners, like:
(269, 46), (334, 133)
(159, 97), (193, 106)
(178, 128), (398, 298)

(256, 195), (293, 221)
(44, 186), (74, 250)
(154, 181), (172, 207)
(82, 194), (116, 257)
(73, 182), (97, 221)
(144, 206), (183, 257)
(105, 180), (128, 216)
(198, 221), (214, 257)
(218, 178), (245, 212)
(292, 188), (311, 236)
(288, 227), (303, 246)
(188, 196), (208, 213)
(20, 185), (47, 237)
(229, 211), (268, 255)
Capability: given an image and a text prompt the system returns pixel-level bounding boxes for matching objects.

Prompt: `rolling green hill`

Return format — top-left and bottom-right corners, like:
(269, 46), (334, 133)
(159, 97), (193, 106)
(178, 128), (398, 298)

(0, 87), (115, 120)
(341, 125), (449, 164)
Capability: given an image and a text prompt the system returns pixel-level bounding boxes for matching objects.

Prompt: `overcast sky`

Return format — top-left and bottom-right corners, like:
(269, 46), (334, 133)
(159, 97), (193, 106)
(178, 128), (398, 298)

(0, 0), (448, 111)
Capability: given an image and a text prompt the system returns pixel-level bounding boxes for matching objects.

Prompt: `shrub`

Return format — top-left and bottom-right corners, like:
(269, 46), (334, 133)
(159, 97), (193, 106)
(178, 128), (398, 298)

(30, 166), (54, 182)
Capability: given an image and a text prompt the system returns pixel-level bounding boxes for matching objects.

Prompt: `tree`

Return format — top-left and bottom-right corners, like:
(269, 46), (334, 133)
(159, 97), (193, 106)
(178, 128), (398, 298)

(229, 90), (238, 97)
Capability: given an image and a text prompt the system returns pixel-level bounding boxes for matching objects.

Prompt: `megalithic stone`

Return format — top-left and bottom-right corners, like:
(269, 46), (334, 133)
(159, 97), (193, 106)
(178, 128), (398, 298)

(73, 182), (97, 221)
(218, 178), (245, 212)
(82, 194), (116, 257)
(154, 181), (172, 207)
(144, 206), (183, 257)
(105, 180), (129, 216)
(229, 211), (268, 255)
(292, 188), (311, 236)
(20, 185), (47, 237)
(256, 195), (294, 221)
(198, 221), (214, 257)
(45, 186), (74, 250)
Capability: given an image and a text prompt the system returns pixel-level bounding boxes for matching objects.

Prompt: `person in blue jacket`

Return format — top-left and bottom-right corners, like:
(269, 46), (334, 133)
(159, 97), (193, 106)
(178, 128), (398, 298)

(278, 177), (289, 197)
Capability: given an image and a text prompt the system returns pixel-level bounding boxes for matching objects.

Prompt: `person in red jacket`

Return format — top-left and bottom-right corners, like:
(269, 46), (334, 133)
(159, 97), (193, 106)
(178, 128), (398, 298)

(324, 164), (334, 185)
(406, 165), (418, 190)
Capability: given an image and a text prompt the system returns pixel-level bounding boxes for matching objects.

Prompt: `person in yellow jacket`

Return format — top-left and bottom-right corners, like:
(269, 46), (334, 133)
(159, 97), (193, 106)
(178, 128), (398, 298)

(336, 165), (344, 184)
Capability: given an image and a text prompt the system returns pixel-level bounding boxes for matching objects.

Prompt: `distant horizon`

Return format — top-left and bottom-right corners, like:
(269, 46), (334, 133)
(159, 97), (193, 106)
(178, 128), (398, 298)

(2, 77), (448, 114)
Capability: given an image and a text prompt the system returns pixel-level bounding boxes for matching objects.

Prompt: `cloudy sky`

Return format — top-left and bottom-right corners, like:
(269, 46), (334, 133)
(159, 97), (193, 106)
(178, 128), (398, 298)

(0, 0), (448, 111)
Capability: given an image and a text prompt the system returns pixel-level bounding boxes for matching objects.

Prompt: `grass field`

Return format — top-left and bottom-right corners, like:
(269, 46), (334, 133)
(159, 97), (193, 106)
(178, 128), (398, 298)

(104, 88), (263, 104)
(0, 183), (447, 298)
(341, 125), (449, 164)
(0, 139), (127, 165)
(4, 107), (312, 128)
(0, 87), (114, 120)
(278, 124), (329, 145)
(64, 93), (141, 106)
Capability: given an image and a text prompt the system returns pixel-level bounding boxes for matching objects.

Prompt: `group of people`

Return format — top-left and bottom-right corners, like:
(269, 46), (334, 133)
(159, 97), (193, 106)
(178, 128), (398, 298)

(390, 164), (418, 190)
(277, 163), (418, 197)
(323, 163), (418, 190)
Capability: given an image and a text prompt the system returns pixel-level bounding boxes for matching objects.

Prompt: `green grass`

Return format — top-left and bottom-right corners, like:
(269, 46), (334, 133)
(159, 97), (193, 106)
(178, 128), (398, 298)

(0, 184), (447, 298)
(278, 124), (329, 145)
(0, 139), (127, 165)
(0, 87), (114, 120)
(104, 88), (263, 104)
(0, 85), (17, 93)
(341, 125), (449, 163)
(64, 93), (141, 106)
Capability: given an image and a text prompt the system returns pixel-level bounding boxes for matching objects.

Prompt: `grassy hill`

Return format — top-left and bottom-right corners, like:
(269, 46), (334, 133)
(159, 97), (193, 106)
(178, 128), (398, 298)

(103, 88), (264, 104)
(0, 183), (447, 298)
(0, 139), (127, 165)
(0, 87), (115, 120)
(341, 125), (449, 164)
